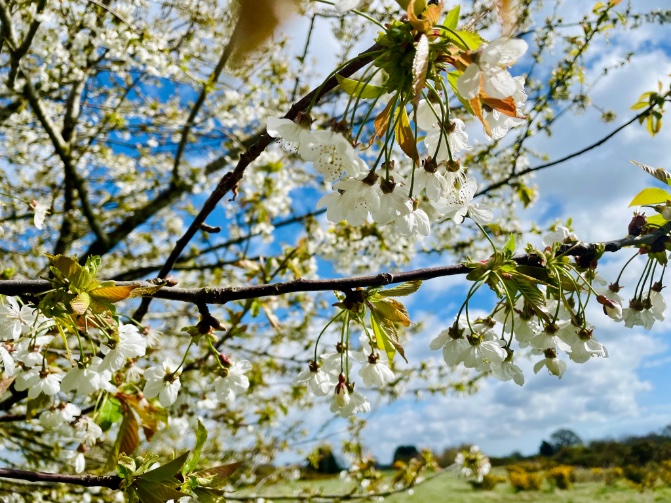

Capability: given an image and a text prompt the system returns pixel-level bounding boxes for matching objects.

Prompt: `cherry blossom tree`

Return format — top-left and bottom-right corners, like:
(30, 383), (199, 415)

(0, 0), (669, 501)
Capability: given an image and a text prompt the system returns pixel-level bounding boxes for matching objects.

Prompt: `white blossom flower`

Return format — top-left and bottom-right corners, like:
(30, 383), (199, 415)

(430, 323), (471, 366)
(15, 368), (62, 398)
(457, 37), (528, 100)
(459, 332), (507, 371)
(622, 299), (656, 330)
(533, 349), (567, 378)
(300, 131), (368, 182)
(61, 357), (115, 396)
(99, 322), (147, 372)
(569, 329), (607, 364)
(371, 181), (411, 226)
(0, 344), (15, 376)
(491, 354), (524, 386)
(74, 417), (103, 446)
(331, 389), (370, 417)
(358, 354), (395, 387)
(650, 289), (666, 321)
(294, 361), (334, 396)
(214, 359), (252, 404)
(424, 119), (471, 161)
(266, 116), (311, 151)
(394, 205), (430, 237)
(62, 449), (86, 474)
(40, 403), (81, 429)
(30, 200), (49, 230)
(484, 76), (527, 139)
(543, 226), (577, 247)
(433, 177), (493, 225)
(0, 297), (36, 340)
(143, 358), (181, 407)
(336, 0), (362, 13)
(413, 168), (449, 202)
(333, 174), (381, 226)
(316, 191), (347, 224)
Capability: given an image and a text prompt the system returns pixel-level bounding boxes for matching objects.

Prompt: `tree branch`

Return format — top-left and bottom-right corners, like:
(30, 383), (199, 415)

(0, 468), (120, 489)
(1, 229), (666, 306)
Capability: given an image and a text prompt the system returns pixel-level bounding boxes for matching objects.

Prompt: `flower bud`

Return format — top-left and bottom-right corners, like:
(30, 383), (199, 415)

(628, 213), (647, 236)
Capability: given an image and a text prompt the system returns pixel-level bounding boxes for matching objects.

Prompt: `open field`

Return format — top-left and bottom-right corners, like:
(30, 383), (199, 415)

(242, 470), (671, 503)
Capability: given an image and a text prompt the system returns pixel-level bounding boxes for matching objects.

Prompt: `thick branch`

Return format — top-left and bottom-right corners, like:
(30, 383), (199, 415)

(0, 230), (664, 305)
(0, 468), (121, 489)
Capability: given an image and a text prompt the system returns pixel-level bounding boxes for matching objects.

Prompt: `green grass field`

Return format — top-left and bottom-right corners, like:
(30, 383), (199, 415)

(242, 470), (671, 503)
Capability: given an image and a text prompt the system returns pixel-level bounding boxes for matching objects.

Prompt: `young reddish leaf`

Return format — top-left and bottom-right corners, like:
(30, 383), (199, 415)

(469, 96), (491, 136)
(482, 95), (519, 118)
(371, 98), (395, 147)
(194, 462), (243, 488)
(630, 160), (671, 186)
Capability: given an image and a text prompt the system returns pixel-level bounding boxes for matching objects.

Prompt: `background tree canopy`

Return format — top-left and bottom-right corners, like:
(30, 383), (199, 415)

(0, 0), (670, 501)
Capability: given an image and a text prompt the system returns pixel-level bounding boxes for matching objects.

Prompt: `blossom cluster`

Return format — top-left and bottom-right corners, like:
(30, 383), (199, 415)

(266, 37), (528, 238)
(0, 296), (252, 473)
(294, 334), (395, 416)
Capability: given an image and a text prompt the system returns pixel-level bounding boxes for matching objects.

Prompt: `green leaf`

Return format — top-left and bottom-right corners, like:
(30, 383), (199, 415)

(647, 213), (667, 228)
(46, 254), (81, 282)
(378, 280), (422, 297)
(503, 234), (516, 258)
(132, 480), (184, 503)
(140, 451), (190, 484)
(183, 419), (208, 476)
(508, 274), (550, 324)
(370, 310), (407, 363)
(442, 5), (460, 30)
(442, 29), (483, 51)
(394, 106), (418, 162)
(335, 75), (385, 99)
(99, 397), (123, 432)
(370, 298), (411, 326)
(629, 187), (671, 207)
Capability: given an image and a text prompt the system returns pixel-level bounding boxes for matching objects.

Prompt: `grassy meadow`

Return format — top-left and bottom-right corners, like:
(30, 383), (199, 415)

(241, 469), (671, 503)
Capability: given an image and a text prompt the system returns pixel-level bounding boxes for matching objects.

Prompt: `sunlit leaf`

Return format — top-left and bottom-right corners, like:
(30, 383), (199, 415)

(89, 285), (136, 303)
(378, 280), (422, 297)
(70, 292), (91, 315)
(183, 419), (208, 476)
(629, 187), (671, 207)
(394, 106), (419, 163)
(194, 462), (243, 488)
(336, 75), (385, 99)
(370, 298), (411, 326)
(442, 5), (460, 30)
(140, 451), (190, 483)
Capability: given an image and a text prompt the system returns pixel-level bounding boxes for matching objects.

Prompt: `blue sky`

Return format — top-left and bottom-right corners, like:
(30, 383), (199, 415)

(260, 1), (671, 465)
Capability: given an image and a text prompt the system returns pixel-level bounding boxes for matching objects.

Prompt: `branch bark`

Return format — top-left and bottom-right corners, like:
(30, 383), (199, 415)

(0, 468), (121, 489)
(0, 229), (664, 306)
